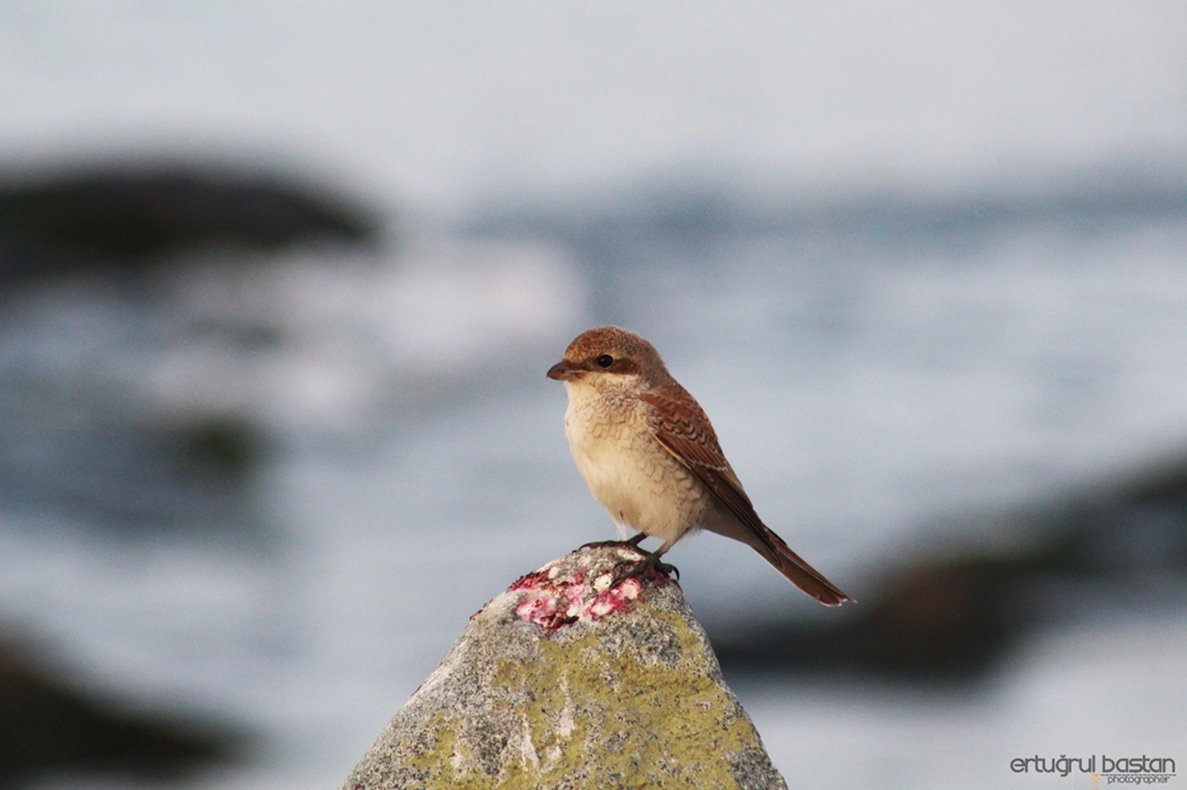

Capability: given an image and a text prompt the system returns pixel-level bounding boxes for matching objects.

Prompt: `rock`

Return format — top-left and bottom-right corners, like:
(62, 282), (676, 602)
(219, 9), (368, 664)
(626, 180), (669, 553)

(0, 163), (379, 278)
(340, 545), (787, 790)
(711, 554), (1026, 682)
(712, 450), (1187, 684)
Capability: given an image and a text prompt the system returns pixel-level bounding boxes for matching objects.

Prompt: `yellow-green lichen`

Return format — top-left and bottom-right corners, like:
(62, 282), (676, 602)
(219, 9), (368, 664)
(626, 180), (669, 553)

(405, 608), (760, 789)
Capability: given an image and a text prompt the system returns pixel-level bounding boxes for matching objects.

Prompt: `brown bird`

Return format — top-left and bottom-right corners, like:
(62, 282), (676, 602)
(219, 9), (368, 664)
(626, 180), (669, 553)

(547, 326), (852, 606)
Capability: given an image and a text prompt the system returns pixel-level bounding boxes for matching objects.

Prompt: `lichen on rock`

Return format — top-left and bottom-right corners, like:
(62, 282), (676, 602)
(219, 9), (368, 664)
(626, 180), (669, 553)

(340, 545), (787, 790)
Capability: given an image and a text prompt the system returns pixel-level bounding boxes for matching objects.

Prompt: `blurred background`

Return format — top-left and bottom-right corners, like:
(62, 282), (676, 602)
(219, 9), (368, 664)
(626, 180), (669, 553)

(1, 2), (1186, 788)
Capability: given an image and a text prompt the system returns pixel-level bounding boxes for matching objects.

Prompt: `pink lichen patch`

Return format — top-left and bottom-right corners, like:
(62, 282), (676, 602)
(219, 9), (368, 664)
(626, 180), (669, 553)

(516, 591), (576, 631)
(508, 570), (551, 592)
(515, 588), (580, 632)
(563, 583), (589, 609)
(587, 577), (641, 620)
(507, 561), (662, 633)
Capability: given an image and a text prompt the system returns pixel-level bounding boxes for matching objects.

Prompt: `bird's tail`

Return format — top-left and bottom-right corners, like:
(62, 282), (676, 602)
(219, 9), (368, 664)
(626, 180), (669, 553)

(754, 526), (853, 606)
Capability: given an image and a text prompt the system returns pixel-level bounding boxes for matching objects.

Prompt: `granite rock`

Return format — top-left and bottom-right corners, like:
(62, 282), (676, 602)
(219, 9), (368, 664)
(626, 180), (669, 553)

(340, 545), (787, 790)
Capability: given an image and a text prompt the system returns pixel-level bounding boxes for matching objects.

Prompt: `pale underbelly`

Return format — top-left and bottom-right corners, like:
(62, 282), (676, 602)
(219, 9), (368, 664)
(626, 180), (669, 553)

(568, 428), (704, 547)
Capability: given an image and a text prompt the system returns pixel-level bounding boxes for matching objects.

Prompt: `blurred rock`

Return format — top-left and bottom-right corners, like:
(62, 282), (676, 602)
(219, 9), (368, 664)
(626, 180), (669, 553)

(341, 545), (787, 790)
(173, 413), (268, 488)
(0, 405), (269, 536)
(0, 163), (379, 279)
(711, 555), (1031, 683)
(0, 631), (246, 788)
(711, 451), (1187, 683)
(0, 159), (382, 535)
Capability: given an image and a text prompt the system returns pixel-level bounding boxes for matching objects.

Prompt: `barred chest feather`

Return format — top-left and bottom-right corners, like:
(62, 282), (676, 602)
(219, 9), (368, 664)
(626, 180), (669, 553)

(562, 380), (705, 547)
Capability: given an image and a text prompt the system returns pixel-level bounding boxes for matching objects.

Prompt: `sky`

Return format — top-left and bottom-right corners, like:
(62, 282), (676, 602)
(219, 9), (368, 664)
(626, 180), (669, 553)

(0, 2), (1184, 214)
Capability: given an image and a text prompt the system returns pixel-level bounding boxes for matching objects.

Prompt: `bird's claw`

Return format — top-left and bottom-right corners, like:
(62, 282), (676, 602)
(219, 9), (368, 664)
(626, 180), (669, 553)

(579, 533), (647, 552)
(610, 553), (680, 586)
(577, 534), (677, 584)
(579, 538), (631, 551)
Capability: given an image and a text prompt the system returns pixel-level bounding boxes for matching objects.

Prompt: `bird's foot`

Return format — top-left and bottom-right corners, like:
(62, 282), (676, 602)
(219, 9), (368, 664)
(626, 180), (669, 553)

(579, 532), (647, 552)
(578, 539), (632, 551)
(611, 549), (680, 586)
(578, 534), (677, 584)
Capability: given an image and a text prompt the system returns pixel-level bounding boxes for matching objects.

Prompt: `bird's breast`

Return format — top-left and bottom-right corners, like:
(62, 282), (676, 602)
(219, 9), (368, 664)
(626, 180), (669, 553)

(563, 384), (704, 544)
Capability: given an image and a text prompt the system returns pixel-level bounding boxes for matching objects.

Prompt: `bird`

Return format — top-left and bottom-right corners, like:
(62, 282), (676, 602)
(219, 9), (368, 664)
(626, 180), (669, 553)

(547, 326), (852, 606)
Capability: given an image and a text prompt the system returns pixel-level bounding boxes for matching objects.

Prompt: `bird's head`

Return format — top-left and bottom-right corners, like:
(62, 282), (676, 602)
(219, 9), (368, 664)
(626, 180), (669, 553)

(547, 326), (672, 393)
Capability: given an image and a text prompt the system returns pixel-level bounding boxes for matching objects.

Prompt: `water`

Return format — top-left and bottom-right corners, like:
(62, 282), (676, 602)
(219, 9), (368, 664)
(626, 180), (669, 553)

(2, 189), (1186, 786)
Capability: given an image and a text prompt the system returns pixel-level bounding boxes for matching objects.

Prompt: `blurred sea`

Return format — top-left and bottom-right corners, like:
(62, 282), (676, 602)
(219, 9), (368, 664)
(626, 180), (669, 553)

(2, 171), (1186, 788)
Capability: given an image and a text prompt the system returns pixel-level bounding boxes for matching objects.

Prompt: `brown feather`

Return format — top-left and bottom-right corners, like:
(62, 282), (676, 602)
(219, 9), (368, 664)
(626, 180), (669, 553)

(641, 387), (853, 606)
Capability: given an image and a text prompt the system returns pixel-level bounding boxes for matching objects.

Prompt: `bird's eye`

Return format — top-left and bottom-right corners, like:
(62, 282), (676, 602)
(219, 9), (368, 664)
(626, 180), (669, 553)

(595, 354), (614, 368)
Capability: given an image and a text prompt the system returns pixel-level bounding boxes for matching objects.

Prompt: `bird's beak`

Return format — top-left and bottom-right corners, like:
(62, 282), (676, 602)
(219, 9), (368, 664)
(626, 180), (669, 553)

(547, 359), (580, 381)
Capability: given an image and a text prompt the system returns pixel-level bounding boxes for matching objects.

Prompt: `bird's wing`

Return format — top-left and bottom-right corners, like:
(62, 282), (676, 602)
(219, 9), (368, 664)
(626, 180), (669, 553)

(641, 386), (853, 606)
(640, 388), (769, 544)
